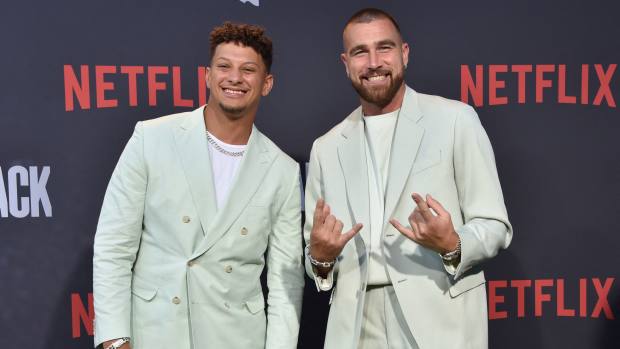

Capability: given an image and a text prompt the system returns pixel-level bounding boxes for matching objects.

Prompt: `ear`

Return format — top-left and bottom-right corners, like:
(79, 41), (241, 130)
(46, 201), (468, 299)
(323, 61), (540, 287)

(401, 42), (410, 68)
(341, 52), (350, 77)
(205, 67), (211, 89)
(261, 73), (274, 96)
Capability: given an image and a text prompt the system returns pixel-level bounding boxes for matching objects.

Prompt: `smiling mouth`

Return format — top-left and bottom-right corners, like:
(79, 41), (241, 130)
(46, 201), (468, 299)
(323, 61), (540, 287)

(362, 73), (390, 83)
(222, 88), (247, 96)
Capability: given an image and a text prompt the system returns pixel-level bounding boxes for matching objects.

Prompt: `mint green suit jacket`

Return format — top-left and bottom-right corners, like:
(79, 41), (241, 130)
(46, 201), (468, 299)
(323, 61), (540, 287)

(304, 87), (513, 349)
(93, 106), (304, 349)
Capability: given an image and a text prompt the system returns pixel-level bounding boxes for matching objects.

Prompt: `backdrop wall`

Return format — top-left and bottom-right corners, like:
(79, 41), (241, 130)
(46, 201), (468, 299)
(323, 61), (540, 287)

(1, 0), (618, 348)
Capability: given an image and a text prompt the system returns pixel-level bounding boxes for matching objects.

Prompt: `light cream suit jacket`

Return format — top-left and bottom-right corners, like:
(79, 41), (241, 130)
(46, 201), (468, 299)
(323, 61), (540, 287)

(93, 106), (304, 349)
(304, 87), (512, 349)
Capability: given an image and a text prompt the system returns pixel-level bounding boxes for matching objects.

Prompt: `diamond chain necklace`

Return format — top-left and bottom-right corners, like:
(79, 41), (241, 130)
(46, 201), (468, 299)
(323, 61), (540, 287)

(206, 131), (245, 157)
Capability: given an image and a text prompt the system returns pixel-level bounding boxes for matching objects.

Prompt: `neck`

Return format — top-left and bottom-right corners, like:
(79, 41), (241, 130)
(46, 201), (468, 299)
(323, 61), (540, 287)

(203, 103), (254, 145)
(361, 83), (406, 116)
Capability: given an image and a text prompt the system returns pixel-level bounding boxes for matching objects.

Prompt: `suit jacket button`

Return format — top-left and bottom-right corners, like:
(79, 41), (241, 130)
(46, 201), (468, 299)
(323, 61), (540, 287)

(172, 296), (181, 304)
(224, 265), (233, 273)
(182, 216), (191, 223)
(187, 260), (195, 267)
(240, 227), (248, 235)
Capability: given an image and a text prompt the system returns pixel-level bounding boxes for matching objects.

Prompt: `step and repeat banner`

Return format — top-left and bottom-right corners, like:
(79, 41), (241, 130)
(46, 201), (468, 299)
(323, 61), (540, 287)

(1, 0), (618, 348)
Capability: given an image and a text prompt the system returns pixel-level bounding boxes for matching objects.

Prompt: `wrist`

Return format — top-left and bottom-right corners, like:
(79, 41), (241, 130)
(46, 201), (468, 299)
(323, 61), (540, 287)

(442, 231), (459, 254)
(312, 264), (333, 279)
(440, 232), (461, 262)
(305, 245), (336, 268)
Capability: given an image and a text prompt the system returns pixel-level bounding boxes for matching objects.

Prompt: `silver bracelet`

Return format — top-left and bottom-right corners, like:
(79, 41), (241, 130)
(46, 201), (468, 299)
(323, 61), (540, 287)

(305, 245), (336, 268)
(440, 235), (461, 262)
(105, 337), (130, 349)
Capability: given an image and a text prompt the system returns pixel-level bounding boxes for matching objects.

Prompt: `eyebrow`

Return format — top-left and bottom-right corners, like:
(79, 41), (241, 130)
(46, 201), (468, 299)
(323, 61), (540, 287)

(348, 44), (368, 55)
(214, 57), (260, 67)
(348, 39), (398, 55)
(376, 39), (397, 47)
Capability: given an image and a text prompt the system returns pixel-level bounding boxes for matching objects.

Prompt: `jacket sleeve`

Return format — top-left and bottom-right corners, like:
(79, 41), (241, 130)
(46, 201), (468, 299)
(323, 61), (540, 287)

(450, 105), (513, 279)
(303, 141), (338, 291)
(265, 164), (305, 349)
(92, 122), (147, 347)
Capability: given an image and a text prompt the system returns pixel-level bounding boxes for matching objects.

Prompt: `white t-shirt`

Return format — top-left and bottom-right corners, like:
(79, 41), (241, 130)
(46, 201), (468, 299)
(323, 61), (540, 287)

(206, 131), (247, 209)
(363, 109), (399, 285)
(311, 109), (399, 291)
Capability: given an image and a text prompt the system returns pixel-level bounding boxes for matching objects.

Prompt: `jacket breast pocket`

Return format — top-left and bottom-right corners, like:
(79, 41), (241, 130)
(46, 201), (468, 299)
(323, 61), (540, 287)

(243, 205), (271, 233)
(411, 150), (442, 175)
(448, 271), (486, 298)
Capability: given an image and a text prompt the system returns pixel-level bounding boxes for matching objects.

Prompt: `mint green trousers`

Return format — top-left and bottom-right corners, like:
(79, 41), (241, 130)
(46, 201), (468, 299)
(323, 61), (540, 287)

(359, 285), (419, 349)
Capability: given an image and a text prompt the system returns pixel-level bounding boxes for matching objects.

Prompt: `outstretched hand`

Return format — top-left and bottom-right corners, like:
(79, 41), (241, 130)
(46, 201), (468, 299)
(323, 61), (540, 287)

(309, 198), (363, 263)
(389, 193), (459, 254)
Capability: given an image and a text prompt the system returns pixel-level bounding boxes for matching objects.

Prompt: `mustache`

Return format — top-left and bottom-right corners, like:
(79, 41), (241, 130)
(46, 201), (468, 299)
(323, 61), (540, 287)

(361, 69), (391, 78)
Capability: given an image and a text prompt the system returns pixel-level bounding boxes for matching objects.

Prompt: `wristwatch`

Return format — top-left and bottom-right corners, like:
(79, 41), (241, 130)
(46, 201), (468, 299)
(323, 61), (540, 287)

(105, 337), (130, 349)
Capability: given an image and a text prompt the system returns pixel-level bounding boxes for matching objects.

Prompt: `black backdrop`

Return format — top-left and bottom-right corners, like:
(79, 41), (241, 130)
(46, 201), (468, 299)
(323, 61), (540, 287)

(1, 0), (618, 348)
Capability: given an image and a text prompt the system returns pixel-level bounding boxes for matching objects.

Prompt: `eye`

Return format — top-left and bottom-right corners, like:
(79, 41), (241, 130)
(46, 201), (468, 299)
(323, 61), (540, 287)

(217, 64), (230, 69)
(243, 67), (256, 73)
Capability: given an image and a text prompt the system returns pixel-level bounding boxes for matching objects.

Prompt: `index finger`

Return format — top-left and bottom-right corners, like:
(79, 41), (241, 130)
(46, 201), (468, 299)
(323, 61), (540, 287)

(412, 193), (434, 221)
(426, 194), (447, 217)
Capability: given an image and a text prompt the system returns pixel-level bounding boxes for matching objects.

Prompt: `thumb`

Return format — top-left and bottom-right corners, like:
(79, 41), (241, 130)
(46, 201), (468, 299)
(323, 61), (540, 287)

(340, 223), (363, 244)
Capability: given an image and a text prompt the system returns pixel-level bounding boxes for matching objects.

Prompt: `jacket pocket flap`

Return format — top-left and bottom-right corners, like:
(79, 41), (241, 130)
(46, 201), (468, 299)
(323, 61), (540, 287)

(411, 150), (441, 175)
(449, 272), (485, 298)
(245, 293), (265, 314)
(131, 277), (158, 301)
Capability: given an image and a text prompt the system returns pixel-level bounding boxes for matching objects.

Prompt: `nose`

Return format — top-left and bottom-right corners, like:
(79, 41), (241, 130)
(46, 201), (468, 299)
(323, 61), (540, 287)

(227, 68), (243, 84)
(368, 50), (381, 70)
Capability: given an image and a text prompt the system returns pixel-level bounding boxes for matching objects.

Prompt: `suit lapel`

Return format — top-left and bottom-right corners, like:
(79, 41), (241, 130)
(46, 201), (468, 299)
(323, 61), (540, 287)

(337, 108), (371, 244)
(384, 87), (425, 222)
(173, 106), (218, 238)
(191, 126), (275, 259)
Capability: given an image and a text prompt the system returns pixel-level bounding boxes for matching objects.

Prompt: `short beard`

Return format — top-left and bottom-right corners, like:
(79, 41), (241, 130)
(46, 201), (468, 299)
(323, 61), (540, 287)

(351, 70), (404, 109)
(219, 102), (246, 119)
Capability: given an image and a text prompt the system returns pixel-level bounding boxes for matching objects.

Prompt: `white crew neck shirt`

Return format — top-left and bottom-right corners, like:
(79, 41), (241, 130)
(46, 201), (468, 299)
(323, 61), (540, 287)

(206, 131), (247, 209)
(363, 108), (399, 285)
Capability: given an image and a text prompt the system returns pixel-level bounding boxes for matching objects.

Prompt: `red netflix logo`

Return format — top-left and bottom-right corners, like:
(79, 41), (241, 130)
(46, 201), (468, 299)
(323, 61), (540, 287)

(71, 292), (94, 338)
(63, 65), (208, 111)
(461, 64), (616, 107)
(488, 278), (615, 320)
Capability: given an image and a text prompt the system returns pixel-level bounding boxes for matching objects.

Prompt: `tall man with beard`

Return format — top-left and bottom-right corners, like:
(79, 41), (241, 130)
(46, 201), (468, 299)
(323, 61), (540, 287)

(304, 8), (512, 349)
(94, 22), (304, 349)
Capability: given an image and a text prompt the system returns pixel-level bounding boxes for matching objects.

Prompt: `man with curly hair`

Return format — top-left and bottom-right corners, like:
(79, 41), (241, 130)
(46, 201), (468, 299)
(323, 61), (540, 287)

(93, 22), (304, 349)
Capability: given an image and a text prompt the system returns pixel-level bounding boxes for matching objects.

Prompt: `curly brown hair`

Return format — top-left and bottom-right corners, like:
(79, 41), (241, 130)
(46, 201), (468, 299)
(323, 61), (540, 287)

(209, 22), (273, 73)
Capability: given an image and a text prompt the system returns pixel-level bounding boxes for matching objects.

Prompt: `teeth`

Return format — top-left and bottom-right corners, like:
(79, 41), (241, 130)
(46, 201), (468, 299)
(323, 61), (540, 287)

(367, 75), (386, 81)
(224, 89), (245, 95)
